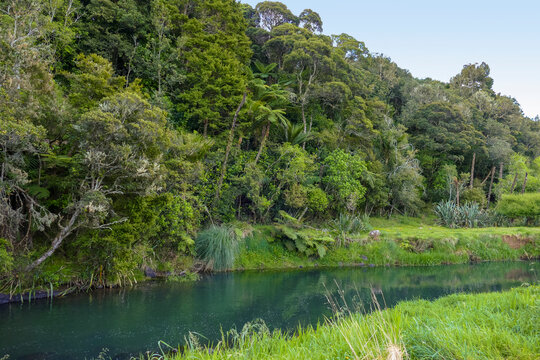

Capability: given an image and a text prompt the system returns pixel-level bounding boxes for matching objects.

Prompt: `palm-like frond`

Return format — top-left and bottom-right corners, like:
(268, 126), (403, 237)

(283, 120), (312, 145)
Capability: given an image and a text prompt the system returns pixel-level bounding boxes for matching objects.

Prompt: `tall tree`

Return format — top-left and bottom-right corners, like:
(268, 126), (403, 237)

(177, 0), (252, 135)
(255, 1), (298, 31)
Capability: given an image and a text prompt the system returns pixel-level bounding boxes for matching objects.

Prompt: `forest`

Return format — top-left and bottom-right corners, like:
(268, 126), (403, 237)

(1, 0), (539, 286)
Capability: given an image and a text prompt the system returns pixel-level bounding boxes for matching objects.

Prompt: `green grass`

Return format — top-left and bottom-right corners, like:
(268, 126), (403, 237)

(196, 225), (239, 271)
(151, 285), (539, 360)
(234, 217), (540, 270)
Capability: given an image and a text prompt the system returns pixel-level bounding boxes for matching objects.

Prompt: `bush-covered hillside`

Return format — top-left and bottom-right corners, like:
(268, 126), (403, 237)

(1, 0), (538, 284)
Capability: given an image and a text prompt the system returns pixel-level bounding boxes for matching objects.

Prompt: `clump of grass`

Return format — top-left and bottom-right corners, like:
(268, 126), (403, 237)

(331, 213), (372, 247)
(195, 225), (238, 271)
(150, 286), (538, 360)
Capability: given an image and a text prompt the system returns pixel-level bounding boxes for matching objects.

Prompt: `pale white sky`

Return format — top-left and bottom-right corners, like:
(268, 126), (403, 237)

(243, 0), (540, 119)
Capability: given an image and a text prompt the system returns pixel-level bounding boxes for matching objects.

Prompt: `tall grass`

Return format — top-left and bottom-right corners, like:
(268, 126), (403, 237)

(195, 225), (238, 271)
(137, 286), (538, 360)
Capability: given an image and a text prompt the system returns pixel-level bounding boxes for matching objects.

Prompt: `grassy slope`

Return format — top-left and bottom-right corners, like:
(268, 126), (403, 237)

(164, 285), (539, 360)
(235, 216), (540, 270)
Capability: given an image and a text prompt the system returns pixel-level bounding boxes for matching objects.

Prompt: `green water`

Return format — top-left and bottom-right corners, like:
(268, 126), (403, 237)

(0, 261), (537, 359)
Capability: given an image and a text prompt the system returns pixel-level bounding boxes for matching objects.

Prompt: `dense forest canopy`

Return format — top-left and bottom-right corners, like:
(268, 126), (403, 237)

(1, 0), (539, 282)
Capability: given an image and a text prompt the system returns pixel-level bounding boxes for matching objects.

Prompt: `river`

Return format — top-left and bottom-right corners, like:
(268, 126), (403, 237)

(0, 261), (537, 359)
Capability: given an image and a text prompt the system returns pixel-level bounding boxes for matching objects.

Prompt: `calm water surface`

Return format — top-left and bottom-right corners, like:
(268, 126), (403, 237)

(0, 261), (537, 359)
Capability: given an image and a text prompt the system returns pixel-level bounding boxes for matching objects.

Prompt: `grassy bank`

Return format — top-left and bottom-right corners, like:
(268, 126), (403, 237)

(234, 217), (540, 270)
(4, 217), (538, 297)
(154, 285), (539, 360)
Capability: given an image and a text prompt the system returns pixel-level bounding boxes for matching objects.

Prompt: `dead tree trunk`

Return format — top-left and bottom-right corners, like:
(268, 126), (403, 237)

(455, 178), (460, 206)
(25, 208), (81, 272)
(486, 166), (495, 208)
(521, 172), (528, 194)
(510, 173), (518, 193)
(469, 152), (476, 188)
(498, 162), (503, 181)
(214, 92), (247, 203)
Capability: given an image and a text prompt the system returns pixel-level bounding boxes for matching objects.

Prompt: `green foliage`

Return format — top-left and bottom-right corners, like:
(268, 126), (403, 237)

(331, 213), (371, 247)
(3, 0), (539, 289)
(0, 238), (13, 275)
(256, 1), (299, 31)
(306, 186), (329, 213)
(63, 54), (125, 110)
(496, 193), (540, 220)
(160, 287), (540, 360)
(461, 186), (486, 207)
(434, 201), (494, 228)
(496, 155), (540, 196)
(323, 150), (367, 212)
(270, 225), (334, 258)
(195, 225), (239, 271)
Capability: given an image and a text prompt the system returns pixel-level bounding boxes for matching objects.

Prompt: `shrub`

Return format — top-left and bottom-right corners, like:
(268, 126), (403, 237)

(496, 193), (540, 222)
(434, 201), (493, 228)
(270, 225), (334, 258)
(284, 183), (308, 209)
(461, 187), (486, 207)
(306, 186), (329, 213)
(195, 225), (238, 271)
(0, 238), (13, 275)
(331, 213), (372, 246)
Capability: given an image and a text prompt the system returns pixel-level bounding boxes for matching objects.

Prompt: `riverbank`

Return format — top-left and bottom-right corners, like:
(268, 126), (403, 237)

(157, 285), (539, 360)
(234, 217), (540, 270)
(2, 216), (538, 302)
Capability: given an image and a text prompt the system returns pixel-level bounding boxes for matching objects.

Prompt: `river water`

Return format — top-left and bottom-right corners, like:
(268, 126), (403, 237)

(0, 261), (537, 359)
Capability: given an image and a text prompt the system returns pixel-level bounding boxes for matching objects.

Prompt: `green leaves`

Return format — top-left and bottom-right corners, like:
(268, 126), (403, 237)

(272, 224), (333, 258)
(496, 193), (540, 220)
(323, 149), (367, 212)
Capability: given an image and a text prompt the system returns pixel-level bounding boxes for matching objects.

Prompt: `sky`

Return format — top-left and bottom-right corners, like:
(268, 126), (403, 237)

(241, 0), (540, 119)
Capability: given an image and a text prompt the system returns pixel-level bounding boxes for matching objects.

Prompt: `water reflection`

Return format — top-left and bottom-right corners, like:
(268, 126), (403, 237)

(0, 261), (537, 359)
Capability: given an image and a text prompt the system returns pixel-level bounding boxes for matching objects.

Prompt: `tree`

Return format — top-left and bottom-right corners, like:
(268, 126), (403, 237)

(63, 53), (125, 110)
(323, 149), (367, 212)
(75, 0), (151, 77)
(450, 62), (494, 96)
(255, 1), (298, 31)
(248, 74), (290, 164)
(27, 85), (171, 271)
(177, 0), (252, 135)
(252, 101), (288, 164)
(332, 33), (368, 62)
(281, 31), (334, 138)
(299, 9), (322, 33)
(404, 101), (483, 181)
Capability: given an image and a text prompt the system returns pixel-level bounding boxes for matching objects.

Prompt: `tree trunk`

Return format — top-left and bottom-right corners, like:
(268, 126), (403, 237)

(510, 173), (518, 193)
(455, 179), (460, 206)
(301, 102), (307, 149)
(203, 119), (208, 138)
(481, 171), (491, 185)
(254, 123), (270, 164)
(25, 208), (81, 272)
(214, 92), (247, 203)
(469, 152), (476, 188)
(521, 172), (528, 194)
(498, 162), (503, 181)
(486, 166), (495, 208)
